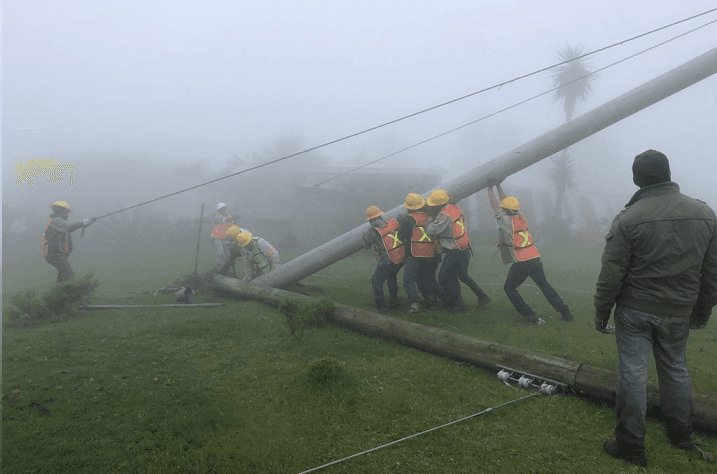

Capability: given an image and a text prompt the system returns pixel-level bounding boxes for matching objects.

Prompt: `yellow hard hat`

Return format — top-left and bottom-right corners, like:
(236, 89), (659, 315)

(365, 205), (385, 221)
(500, 196), (520, 211)
(235, 230), (253, 247)
(426, 189), (450, 207)
(225, 225), (241, 239)
(51, 200), (71, 211)
(403, 193), (426, 210)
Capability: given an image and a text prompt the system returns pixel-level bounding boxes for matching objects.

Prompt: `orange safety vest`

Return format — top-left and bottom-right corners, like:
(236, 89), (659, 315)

(375, 219), (406, 265)
(509, 214), (540, 262)
(42, 218), (70, 258)
(441, 204), (470, 250)
(409, 212), (435, 258)
(211, 214), (234, 238)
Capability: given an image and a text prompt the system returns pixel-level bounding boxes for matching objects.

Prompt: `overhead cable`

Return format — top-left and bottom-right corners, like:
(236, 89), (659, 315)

(235, 17), (717, 219)
(94, 8), (717, 220)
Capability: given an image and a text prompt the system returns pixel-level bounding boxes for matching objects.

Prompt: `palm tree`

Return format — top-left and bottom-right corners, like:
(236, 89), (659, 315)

(548, 43), (597, 219)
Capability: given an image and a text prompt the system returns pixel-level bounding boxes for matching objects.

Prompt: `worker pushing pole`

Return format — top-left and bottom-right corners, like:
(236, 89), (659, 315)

(243, 47), (717, 290)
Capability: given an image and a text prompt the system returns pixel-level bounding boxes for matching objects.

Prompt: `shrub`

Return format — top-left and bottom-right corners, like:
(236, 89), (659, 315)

(278, 296), (334, 341)
(7, 272), (99, 329)
(305, 356), (360, 401)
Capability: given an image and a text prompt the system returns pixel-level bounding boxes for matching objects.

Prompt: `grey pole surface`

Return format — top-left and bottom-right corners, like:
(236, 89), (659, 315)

(250, 47), (717, 289)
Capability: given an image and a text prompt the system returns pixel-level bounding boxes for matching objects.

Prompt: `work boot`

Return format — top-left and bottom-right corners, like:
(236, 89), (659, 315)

(388, 296), (400, 310)
(408, 303), (420, 314)
(423, 295), (438, 309)
(603, 439), (647, 467)
(477, 296), (491, 310)
(371, 302), (386, 313)
(560, 309), (574, 322)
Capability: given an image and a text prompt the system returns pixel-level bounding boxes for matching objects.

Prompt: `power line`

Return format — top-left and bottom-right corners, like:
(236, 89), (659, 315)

(95, 8), (717, 220)
(235, 17), (717, 219)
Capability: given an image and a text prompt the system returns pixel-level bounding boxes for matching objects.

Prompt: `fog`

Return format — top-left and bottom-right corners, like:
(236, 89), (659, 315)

(3, 1), (717, 257)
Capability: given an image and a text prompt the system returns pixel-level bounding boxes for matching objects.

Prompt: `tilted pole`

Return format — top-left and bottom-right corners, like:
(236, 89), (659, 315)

(246, 47), (717, 289)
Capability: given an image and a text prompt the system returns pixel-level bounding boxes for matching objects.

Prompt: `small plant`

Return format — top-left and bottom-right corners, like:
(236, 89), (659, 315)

(278, 296), (334, 340)
(304, 356), (360, 401)
(306, 356), (346, 386)
(8, 272), (99, 328)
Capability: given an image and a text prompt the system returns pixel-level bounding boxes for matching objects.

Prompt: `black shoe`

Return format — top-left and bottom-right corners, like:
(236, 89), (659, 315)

(560, 310), (574, 322)
(450, 305), (467, 314)
(477, 296), (491, 310)
(603, 439), (647, 467)
(371, 302), (386, 312)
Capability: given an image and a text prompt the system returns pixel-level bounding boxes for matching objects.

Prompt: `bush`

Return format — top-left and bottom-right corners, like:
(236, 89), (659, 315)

(305, 356), (360, 401)
(7, 272), (99, 329)
(278, 296), (334, 341)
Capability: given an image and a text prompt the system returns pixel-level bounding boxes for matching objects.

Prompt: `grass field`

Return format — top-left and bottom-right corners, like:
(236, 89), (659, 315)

(3, 242), (716, 473)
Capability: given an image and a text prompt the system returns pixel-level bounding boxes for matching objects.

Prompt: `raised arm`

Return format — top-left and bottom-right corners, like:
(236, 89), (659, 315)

(487, 187), (501, 212)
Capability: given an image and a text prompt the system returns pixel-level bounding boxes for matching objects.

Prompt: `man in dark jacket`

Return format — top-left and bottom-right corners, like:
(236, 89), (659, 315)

(595, 150), (717, 468)
(43, 201), (96, 283)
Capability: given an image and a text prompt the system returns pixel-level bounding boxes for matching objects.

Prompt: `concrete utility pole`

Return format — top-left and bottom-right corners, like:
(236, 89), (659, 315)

(244, 47), (717, 289)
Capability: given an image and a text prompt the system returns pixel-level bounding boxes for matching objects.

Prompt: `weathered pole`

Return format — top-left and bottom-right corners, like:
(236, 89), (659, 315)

(246, 47), (717, 289)
(213, 275), (717, 433)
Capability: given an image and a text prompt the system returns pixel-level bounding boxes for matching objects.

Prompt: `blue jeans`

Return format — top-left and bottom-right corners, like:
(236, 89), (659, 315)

(614, 306), (693, 448)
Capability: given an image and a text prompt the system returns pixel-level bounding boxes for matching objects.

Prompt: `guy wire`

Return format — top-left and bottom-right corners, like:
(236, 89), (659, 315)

(296, 392), (538, 474)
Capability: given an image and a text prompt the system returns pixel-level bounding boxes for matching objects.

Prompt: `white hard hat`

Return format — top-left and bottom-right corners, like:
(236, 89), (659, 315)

(216, 202), (227, 211)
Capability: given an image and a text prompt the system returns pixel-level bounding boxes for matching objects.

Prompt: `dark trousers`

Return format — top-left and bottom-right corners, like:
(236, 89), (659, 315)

(504, 258), (567, 317)
(371, 261), (402, 305)
(438, 249), (464, 308)
(614, 306), (692, 448)
(439, 249), (490, 309)
(404, 256), (448, 304)
(46, 254), (75, 283)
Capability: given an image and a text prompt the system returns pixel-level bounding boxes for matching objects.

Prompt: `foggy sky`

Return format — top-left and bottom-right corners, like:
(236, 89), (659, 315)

(3, 1), (717, 223)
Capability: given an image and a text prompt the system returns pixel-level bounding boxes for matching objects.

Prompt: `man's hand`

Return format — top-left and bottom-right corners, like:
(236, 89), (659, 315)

(595, 311), (614, 334)
(690, 312), (710, 330)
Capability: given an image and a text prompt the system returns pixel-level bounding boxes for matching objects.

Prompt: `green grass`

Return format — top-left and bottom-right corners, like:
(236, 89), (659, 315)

(3, 243), (716, 473)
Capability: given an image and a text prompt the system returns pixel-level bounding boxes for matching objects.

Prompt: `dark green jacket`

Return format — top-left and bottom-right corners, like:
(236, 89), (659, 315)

(595, 182), (717, 323)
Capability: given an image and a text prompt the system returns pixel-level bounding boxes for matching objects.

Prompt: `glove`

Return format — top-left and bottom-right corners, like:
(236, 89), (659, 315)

(594, 311), (613, 334)
(82, 217), (96, 227)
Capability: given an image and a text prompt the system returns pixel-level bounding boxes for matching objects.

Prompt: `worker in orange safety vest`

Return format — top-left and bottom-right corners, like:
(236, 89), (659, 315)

(487, 181), (573, 325)
(362, 205), (406, 311)
(42, 200), (96, 283)
(396, 193), (449, 313)
(211, 203), (234, 272)
(426, 189), (491, 313)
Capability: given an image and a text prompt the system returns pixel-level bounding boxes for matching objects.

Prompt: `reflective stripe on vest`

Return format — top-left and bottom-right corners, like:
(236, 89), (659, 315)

(441, 204), (470, 250)
(211, 215), (234, 238)
(409, 212), (434, 258)
(511, 215), (540, 261)
(376, 219), (406, 264)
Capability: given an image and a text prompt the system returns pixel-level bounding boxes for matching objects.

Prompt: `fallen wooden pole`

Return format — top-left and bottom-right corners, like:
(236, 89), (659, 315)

(213, 274), (717, 433)
(82, 303), (224, 310)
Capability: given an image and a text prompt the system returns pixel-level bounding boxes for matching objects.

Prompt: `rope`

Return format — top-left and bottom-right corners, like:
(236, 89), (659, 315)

(93, 8), (717, 221)
(296, 393), (538, 474)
